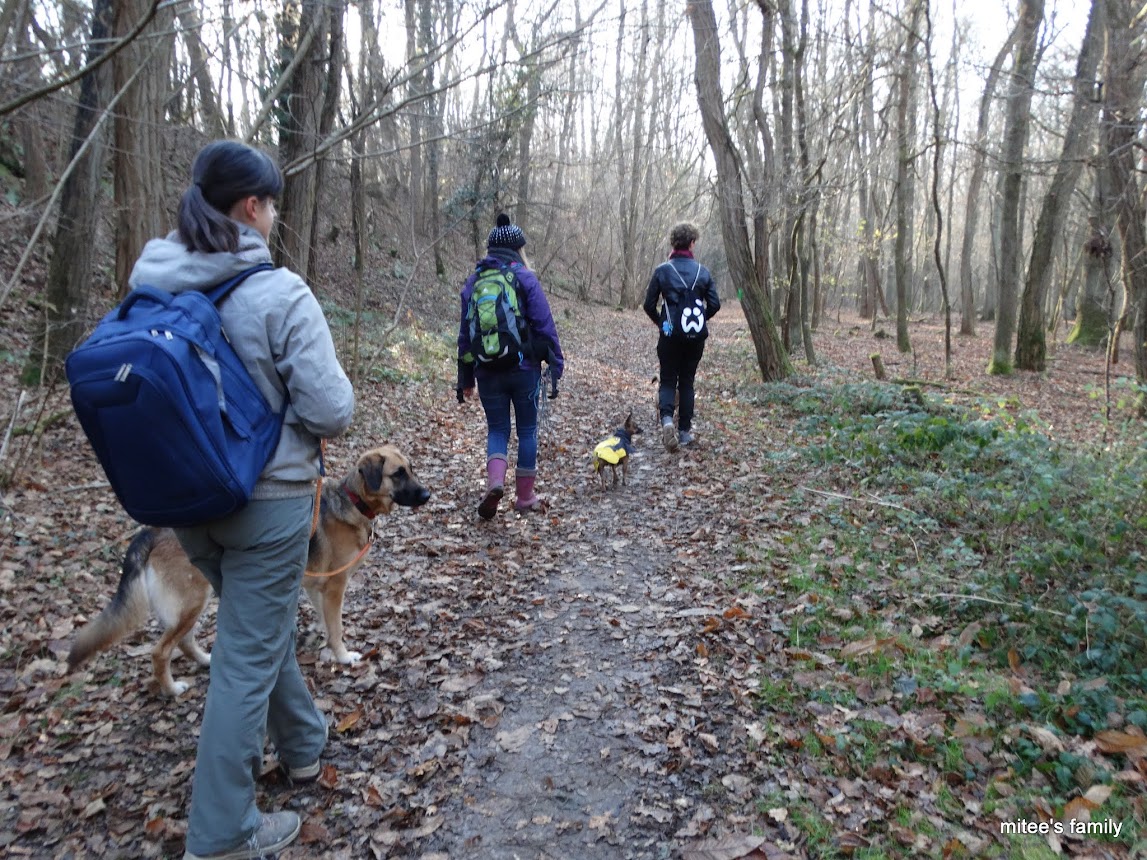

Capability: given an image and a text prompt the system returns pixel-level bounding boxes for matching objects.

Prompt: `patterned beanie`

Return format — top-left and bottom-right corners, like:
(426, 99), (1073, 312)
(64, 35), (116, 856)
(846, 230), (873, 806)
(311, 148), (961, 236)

(487, 212), (527, 250)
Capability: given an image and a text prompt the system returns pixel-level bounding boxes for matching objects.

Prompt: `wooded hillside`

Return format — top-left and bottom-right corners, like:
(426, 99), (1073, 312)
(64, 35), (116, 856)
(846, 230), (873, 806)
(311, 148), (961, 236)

(1, 1), (1146, 858)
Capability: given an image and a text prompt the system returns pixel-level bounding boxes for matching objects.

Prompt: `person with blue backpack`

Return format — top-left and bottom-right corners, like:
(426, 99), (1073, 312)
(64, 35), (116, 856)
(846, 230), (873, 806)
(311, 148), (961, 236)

(643, 222), (721, 452)
(457, 213), (564, 519)
(126, 141), (354, 860)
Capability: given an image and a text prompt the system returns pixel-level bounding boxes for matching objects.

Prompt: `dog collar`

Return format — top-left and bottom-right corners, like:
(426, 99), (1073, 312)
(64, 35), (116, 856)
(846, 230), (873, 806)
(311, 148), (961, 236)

(345, 488), (378, 519)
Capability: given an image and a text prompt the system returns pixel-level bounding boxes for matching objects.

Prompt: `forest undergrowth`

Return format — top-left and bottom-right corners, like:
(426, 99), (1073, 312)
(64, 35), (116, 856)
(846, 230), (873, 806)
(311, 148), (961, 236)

(1, 297), (1145, 859)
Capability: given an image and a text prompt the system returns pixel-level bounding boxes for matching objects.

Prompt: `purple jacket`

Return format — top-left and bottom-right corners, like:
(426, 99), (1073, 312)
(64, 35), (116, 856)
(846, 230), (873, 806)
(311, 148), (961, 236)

(457, 250), (565, 389)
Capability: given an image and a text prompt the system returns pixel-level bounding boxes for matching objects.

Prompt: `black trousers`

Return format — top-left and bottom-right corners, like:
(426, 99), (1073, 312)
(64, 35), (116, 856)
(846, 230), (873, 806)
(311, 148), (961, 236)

(657, 335), (706, 432)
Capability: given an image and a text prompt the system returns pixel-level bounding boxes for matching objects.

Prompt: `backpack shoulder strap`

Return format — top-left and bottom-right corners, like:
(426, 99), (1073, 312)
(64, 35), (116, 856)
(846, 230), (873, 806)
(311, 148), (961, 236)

(657, 259), (700, 292)
(203, 262), (276, 305)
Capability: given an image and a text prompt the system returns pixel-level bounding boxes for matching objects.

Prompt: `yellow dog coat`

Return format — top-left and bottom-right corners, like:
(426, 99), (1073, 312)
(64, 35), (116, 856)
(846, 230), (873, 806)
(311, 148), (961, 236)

(593, 434), (629, 470)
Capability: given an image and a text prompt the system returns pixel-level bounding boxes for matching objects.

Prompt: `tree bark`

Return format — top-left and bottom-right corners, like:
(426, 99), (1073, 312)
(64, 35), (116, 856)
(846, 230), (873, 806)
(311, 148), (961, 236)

(14, 0), (49, 234)
(1068, 213), (1115, 348)
(688, 0), (792, 382)
(924, 0), (952, 376)
(112, 0), (173, 298)
(22, 0), (113, 385)
(859, 0), (886, 322)
(305, 0), (344, 288)
(1100, 0), (1147, 408)
(894, 0), (922, 354)
(988, 0), (1044, 375)
(404, 0), (424, 235)
(1014, 0), (1103, 370)
(174, 3), (225, 138)
(958, 24), (1021, 336)
(275, 0), (331, 279)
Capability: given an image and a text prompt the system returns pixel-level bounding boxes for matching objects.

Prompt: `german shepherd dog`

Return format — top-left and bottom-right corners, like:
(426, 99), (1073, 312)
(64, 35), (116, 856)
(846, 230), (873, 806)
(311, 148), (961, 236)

(67, 446), (430, 696)
(591, 412), (642, 489)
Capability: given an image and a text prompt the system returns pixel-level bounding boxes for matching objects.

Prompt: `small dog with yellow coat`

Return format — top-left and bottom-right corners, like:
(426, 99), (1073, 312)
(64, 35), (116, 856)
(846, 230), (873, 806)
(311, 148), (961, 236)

(592, 412), (642, 489)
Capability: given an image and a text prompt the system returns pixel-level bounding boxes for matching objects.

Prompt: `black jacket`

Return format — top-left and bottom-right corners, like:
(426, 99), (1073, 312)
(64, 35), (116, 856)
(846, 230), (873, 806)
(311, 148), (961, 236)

(642, 254), (720, 339)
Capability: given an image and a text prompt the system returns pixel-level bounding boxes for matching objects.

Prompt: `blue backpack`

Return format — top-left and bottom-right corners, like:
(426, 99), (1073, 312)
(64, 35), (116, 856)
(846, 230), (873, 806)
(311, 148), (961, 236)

(65, 264), (284, 527)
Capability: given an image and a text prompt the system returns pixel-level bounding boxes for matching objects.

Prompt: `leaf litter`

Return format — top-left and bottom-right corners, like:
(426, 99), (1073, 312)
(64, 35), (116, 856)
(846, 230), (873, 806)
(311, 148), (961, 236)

(0, 300), (1143, 858)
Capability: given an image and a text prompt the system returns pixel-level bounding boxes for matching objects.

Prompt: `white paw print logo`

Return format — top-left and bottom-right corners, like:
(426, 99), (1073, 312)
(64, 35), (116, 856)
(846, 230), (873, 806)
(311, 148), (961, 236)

(680, 301), (705, 334)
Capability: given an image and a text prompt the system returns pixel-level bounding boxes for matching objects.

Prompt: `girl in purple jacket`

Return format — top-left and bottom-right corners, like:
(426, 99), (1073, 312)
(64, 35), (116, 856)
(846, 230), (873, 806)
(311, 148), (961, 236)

(457, 214), (565, 519)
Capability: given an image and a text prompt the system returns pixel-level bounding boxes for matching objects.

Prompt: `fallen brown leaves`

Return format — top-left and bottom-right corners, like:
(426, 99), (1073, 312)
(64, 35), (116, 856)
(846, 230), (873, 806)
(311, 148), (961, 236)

(1, 301), (1143, 858)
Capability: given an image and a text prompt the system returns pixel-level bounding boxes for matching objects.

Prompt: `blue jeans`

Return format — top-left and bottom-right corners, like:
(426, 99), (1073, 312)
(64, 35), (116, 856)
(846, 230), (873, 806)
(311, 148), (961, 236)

(478, 367), (540, 475)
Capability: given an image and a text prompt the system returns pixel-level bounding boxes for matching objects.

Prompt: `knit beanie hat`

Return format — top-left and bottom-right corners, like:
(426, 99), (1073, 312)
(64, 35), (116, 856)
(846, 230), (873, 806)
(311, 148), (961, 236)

(487, 213), (527, 250)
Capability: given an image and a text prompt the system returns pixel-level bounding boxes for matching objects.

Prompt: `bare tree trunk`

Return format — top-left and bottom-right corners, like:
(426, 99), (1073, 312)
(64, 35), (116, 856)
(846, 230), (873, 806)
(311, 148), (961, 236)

(793, 0), (815, 364)
(113, 0), (173, 298)
(859, 0), (886, 321)
(688, 0), (792, 382)
(541, 0), (583, 252)
(750, 3), (777, 302)
(924, 0), (952, 376)
(423, 0), (446, 276)
(305, 0), (343, 288)
(894, 0), (922, 354)
(517, 63), (541, 237)
(14, 0), (49, 234)
(0, 0), (23, 52)
(612, 1), (651, 309)
(404, 0), (424, 235)
(1015, 0), (1103, 370)
(988, 0), (1044, 375)
(22, 0), (113, 385)
(959, 24), (1021, 336)
(275, 0), (330, 279)
(1101, 0), (1147, 409)
(777, 0), (799, 348)
(1069, 209), (1116, 348)
(174, 2), (225, 138)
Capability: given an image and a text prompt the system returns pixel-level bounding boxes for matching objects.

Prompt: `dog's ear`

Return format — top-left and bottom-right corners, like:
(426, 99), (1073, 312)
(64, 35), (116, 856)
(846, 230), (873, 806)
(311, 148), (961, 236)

(360, 454), (387, 492)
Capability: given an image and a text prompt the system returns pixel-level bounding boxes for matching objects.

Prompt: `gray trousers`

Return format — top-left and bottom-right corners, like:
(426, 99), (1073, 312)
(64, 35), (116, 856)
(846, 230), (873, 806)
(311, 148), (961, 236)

(175, 495), (326, 855)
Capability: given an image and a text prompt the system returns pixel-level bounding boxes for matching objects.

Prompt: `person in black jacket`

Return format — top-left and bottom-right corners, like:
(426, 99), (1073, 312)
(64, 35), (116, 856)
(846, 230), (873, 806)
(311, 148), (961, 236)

(643, 222), (721, 452)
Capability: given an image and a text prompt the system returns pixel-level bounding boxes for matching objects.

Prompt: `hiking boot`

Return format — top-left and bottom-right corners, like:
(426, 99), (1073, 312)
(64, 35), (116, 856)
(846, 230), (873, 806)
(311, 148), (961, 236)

(678, 430), (695, 447)
(183, 811), (301, 860)
(661, 418), (679, 452)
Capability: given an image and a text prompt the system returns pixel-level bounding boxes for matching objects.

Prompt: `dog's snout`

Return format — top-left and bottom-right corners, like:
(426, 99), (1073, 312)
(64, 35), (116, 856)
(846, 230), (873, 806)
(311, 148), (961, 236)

(396, 484), (431, 507)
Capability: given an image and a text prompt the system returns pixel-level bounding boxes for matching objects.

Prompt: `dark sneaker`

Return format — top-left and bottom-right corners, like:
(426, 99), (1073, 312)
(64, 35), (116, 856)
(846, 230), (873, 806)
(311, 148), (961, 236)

(288, 760), (320, 782)
(183, 811), (301, 860)
(661, 421), (679, 452)
(283, 718), (328, 783)
(477, 486), (504, 520)
(678, 430), (695, 447)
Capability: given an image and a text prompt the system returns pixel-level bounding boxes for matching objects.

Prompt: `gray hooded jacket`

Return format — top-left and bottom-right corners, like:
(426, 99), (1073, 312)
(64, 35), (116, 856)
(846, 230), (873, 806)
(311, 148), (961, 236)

(128, 223), (354, 499)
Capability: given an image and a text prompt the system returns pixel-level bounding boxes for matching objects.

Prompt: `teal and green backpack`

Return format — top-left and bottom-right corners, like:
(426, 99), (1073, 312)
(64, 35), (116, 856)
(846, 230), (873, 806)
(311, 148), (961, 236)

(467, 261), (527, 370)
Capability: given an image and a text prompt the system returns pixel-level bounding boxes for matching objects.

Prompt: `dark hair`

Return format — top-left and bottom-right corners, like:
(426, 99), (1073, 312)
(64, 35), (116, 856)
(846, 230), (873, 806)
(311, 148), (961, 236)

(177, 141), (283, 253)
(669, 222), (700, 251)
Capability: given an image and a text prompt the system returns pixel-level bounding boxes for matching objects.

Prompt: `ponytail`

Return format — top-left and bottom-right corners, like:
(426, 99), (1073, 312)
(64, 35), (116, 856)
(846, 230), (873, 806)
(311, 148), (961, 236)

(177, 141), (284, 254)
(178, 183), (240, 253)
